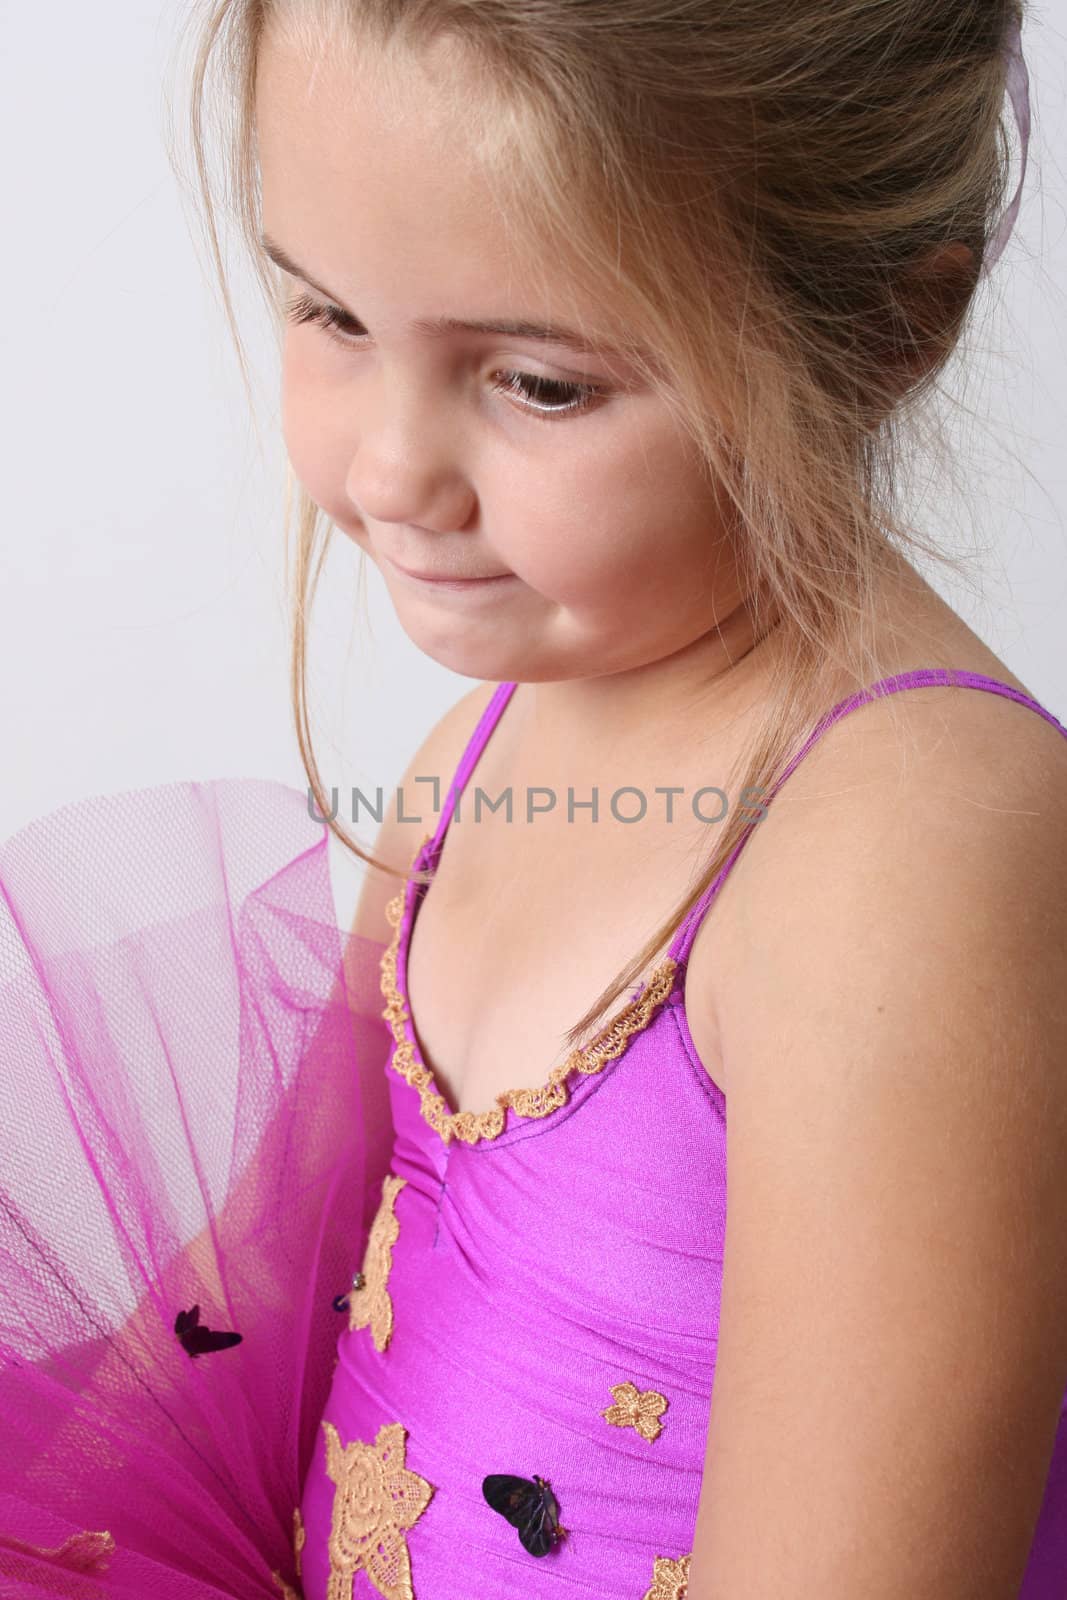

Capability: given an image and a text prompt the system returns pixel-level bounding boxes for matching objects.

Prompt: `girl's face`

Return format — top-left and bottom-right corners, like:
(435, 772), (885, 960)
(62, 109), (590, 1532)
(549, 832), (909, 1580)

(255, 28), (760, 695)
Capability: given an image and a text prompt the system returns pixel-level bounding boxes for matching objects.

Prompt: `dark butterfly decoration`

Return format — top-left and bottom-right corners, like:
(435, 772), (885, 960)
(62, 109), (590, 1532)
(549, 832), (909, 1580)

(481, 1472), (568, 1556)
(174, 1304), (243, 1358)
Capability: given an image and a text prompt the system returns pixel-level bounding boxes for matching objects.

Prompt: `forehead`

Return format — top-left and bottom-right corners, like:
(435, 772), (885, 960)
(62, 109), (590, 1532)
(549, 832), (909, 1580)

(253, 25), (609, 344)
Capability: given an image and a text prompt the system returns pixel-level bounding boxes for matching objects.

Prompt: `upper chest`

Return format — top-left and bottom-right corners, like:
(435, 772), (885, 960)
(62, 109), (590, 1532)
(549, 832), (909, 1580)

(400, 809), (734, 1119)
(395, 641), (1049, 1125)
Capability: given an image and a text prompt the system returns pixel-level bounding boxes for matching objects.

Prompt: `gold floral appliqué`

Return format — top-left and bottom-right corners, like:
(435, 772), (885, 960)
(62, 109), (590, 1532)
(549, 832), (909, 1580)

(379, 836), (678, 1145)
(348, 1172), (407, 1351)
(642, 1552), (692, 1599)
(602, 1380), (669, 1442)
(322, 1418), (434, 1600)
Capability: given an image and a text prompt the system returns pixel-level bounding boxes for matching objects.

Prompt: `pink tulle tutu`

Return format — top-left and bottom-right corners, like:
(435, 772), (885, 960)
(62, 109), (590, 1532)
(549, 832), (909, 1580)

(0, 778), (396, 1596)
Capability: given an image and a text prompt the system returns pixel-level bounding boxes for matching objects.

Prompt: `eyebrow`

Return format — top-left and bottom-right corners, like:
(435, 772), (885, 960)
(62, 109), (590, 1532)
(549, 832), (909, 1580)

(259, 233), (612, 356)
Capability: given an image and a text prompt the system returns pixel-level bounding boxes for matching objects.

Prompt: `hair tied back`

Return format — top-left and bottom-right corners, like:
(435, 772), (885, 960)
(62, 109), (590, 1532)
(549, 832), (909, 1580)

(981, 17), (1031, 276)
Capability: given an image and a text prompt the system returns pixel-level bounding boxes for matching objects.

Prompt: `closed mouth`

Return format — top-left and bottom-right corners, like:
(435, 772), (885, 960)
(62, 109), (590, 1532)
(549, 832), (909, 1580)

(387, 557), (512, 582)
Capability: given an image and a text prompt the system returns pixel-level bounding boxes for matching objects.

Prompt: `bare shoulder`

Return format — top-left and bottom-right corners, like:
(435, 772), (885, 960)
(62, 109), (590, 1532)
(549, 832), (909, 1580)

(348, 679), (500, 948)
(687, 682), (1067, 1595)
(703, 676), (1067, 1047)
(711, 672), (1067, 1086)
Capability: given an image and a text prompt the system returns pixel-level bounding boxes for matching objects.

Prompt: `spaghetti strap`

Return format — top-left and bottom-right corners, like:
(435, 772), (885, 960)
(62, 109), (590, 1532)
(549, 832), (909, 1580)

(667, 667), (1067, 968)
(417, 680), (519, 867)
(415, 669), (1066, 960)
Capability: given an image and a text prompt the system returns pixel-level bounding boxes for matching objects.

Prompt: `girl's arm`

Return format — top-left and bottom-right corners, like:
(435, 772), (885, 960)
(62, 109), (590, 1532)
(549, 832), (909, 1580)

(686, 699), (1067, 1599)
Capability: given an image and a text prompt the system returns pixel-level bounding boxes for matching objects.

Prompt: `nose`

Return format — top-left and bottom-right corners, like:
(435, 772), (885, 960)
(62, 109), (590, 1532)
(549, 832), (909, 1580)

(343, 369), (476, 535)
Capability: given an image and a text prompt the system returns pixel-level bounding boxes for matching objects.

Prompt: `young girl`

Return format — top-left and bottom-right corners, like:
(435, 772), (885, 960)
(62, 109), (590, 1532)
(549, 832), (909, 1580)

(2, 1), (1066, 1597)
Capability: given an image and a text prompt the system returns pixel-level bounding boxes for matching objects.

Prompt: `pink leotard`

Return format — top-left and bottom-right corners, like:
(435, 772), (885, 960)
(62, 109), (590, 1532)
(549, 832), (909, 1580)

(299, 667), (1067, 1599)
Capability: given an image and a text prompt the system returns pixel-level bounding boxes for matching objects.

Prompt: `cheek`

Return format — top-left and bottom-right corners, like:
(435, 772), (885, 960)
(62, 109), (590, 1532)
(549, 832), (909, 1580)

(279, 351), (360, 529)
(502, 505), (656, 612)
(513, 432), (724, 607)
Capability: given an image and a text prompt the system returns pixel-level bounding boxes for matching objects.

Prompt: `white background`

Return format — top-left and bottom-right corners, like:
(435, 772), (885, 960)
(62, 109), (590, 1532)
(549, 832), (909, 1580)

(2, 1), (1065, 926)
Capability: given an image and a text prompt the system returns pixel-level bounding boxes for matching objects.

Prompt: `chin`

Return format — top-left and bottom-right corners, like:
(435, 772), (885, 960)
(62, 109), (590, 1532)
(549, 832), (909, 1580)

(392, 618), (528, 680)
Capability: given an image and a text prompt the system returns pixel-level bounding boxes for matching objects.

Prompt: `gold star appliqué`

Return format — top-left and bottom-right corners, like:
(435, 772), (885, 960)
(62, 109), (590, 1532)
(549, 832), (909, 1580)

(323, 1418), (434, 1600)
(642, 1552), (692, 1599)
(601, 1380), (669, 1442)
(348, 1174), (407, 1351)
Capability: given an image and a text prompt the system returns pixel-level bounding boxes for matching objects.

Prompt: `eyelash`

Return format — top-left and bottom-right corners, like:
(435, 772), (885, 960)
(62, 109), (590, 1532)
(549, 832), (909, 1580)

(283, 292), (606, 419)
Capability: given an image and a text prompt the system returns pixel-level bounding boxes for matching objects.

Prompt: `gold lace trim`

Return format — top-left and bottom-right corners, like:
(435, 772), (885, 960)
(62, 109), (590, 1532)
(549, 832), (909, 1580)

(602, 1380), (668, 1442)
(323, 1418), (435, 1600)
(1, 1529), (115, 1573)
(271, 1505), (307, 1598)
(379, 834), (679, 1145)
(348, 1173), (407, 1351)
(642, 1552), (692, 1599)
(295, 1504), (306, 1575)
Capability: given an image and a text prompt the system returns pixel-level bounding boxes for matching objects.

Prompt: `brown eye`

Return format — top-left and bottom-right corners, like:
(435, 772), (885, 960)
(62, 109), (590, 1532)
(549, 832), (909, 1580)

(489, 369), (604, 417)
(284, 291), (606, 419)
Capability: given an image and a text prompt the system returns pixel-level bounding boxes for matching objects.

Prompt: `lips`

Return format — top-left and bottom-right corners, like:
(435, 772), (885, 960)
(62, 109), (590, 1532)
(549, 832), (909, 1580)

(387, 556), (510, 582)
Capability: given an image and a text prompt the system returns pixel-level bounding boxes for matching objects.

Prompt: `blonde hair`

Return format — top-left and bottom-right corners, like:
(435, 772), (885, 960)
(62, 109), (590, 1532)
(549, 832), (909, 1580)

(169, 0), (1024, 1053)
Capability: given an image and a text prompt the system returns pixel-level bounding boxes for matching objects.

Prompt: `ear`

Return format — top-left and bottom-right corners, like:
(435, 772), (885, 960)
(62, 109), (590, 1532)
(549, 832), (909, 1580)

(896, 239), (979, 383)
(860, 240), (978, 423)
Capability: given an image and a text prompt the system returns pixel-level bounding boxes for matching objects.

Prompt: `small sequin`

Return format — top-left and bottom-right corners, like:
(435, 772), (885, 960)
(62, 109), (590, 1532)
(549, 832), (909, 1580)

(601, 1380), (669, 1442)
(333, 1270), (368, 1314)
